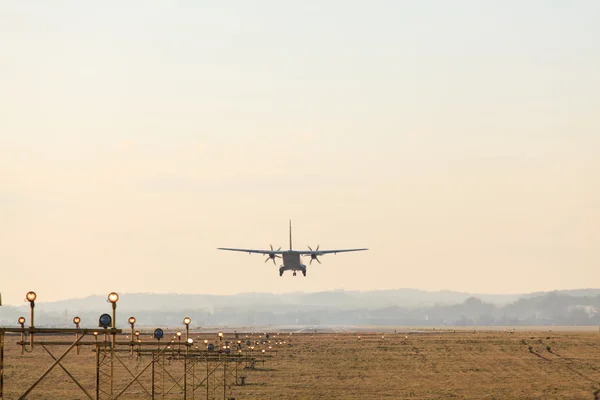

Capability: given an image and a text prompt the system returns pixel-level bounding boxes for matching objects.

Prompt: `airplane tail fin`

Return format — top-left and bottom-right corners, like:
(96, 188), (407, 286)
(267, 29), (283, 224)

(289, 219), (293, 250)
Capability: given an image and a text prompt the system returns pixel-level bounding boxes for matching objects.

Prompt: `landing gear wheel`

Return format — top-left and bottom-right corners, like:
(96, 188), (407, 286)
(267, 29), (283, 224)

(293, 272), (296, 276)
(302, 271), (306, 277)
(279, 270), (283, 277)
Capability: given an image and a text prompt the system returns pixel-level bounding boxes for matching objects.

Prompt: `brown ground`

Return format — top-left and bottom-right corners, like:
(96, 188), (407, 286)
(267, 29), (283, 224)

(2, 329), (600, 399)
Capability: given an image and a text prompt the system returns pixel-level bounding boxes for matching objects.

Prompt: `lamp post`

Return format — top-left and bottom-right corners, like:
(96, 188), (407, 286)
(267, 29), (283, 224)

(73, 317), (81, 354)
(184, 337), (193, 400)
(107, 292), (119, 398)
(183, 317), (191, 342)
(107, 293), (118, 345)
(26, 291), (36, 348)
(128, 317), (136, 355)
(18, 317), (25, 354)
(135, 331), (141, 357)
(176, 331), (182, 355)
(182, 317), (191, 400)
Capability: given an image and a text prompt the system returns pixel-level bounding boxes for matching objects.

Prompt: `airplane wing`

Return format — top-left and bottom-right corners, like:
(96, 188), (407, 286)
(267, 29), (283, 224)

(297, 248), (368, 256)
(217, 247), (285, 255)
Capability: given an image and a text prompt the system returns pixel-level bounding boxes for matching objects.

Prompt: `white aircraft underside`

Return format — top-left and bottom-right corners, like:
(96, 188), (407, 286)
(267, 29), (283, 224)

(218, 220), (368, 277)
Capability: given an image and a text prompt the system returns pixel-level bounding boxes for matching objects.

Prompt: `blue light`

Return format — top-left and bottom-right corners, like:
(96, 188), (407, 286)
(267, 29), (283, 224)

(98, 313), (112, 328)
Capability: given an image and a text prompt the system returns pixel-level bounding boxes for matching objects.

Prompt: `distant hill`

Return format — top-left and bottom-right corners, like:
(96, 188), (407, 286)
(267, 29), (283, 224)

(5, 288), (600, 313)
(3, 288), (599, 327)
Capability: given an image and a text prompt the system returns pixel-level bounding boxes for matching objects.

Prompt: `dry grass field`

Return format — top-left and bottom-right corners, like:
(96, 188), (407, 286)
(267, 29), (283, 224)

(2, 329), (600, 399)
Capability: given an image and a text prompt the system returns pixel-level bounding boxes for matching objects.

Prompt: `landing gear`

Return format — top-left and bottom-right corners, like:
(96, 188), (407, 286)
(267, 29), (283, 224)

(302, 270), (306, 277)
(293, 272), (297, 276)
(279, 270), (283, 276)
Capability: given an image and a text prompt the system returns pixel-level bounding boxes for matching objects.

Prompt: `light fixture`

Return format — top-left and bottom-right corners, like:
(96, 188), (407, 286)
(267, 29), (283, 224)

(99, 313), (112, 328)
(176, 331), (182, 337)
(128, 317), (136, 325)
(187, 338), (193, 344)
(73, 317), (81, 325)
(183, 317), (191, 325)
(203, 339), (208, 344)
(154, 328), (164, 340)
(18, 317), (25, 325)
(108, 292), (119, 303)
(135, 331), (140, 337)
(218, 331), (224, 338)
(26, 291), (37, 302)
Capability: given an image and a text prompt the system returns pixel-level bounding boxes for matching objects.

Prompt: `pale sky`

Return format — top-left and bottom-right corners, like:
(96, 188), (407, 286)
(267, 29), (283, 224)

(1, 1), (599, 305)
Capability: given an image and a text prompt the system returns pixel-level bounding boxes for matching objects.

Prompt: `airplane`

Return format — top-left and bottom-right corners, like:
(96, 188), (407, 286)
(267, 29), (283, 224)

(217, 220), (368, 277)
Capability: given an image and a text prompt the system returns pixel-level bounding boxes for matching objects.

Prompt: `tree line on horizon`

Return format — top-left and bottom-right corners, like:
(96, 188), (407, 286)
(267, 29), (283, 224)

(1, 291), (598, 327)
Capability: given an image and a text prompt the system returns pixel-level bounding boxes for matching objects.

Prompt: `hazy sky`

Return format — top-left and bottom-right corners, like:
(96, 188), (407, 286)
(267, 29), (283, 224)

(1, 1), (599, 305)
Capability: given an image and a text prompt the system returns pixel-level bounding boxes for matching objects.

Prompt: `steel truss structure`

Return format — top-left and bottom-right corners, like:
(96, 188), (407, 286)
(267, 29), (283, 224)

(0, 292), (272, 400)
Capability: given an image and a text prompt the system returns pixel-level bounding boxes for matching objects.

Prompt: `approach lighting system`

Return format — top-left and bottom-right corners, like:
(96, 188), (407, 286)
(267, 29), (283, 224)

(108, 292), (119, 303)
(26, 291), (37, 302)
(154, 328), (164, 340)
(99, 313), (112, 328)
(183, 317), (191, 325)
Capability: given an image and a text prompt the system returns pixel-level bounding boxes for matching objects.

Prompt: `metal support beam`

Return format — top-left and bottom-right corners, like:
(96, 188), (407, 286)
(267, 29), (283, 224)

(18, 334), (85, 399)
(0, 333), (4, 400)
(40, 344), (94, 400)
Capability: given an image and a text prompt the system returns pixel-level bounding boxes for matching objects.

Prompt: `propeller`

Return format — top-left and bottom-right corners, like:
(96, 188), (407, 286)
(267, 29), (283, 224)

(307, 245), (321, 265)
(265, 244), (282, 265)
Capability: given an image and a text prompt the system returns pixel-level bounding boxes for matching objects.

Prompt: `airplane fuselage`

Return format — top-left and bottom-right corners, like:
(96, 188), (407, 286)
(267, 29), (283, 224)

(280, 251), (306, 276)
